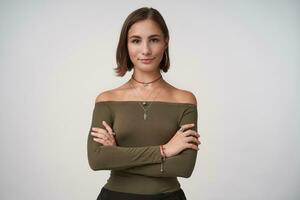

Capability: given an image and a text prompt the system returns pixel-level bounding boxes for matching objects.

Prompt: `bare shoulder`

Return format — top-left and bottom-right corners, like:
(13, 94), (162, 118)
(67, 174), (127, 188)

(173, 88), (197, 106)
(95, 90), (112, 103)
(95, 84), (126, 103)
(95, 88), (120, 103)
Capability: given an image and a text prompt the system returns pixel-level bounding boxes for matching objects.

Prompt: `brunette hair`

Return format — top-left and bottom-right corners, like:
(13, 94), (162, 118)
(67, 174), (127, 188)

(114, 7), (170, 77)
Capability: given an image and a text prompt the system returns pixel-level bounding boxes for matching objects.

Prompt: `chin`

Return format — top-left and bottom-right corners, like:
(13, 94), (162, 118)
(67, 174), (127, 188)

(136, 65), (159, 72)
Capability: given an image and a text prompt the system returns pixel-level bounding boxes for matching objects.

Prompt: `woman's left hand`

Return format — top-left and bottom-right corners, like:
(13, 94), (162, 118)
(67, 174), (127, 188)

(90, 121), (117, 146)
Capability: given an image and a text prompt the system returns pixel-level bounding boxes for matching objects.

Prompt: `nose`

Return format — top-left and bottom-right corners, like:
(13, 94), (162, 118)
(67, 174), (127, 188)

(141, 42), (151, 55)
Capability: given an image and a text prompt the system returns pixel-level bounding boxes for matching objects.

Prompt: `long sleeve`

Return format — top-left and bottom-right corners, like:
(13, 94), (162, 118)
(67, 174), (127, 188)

(87, 102), (163, 170)
(118, 105), (198, 178)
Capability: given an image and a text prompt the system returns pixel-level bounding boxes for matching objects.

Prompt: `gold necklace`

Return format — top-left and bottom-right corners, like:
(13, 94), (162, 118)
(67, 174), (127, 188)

(128, 80), (163, 120)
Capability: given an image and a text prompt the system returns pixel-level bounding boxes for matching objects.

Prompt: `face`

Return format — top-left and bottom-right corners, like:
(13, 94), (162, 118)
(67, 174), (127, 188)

(127, 19), (168, 72)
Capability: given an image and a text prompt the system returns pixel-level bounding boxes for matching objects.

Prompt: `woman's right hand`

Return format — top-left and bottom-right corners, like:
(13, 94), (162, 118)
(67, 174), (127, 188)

(162, 123), (201, 158)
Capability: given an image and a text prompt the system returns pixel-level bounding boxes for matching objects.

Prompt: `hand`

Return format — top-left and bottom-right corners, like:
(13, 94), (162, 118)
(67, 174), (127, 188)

(90, 121), (117, 146)
(163, 123), (201, 157)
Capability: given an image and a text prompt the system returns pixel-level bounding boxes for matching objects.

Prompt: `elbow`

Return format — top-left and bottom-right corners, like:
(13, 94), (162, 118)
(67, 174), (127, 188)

(88, 160), (100, 171)
(179, 150), (197, 178)
(88, 156), (102, 171)
(179, 163), (196, 178)
(87, 149), (107, 171)
(181, 169), (193, 178)
(88, 156), (108, 171)
(87, 140), (108, 170)
(89, 165), (98, 171)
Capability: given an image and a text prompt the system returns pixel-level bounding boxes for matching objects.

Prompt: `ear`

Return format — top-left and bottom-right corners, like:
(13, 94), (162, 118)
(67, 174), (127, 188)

(164, 37), (169, 49)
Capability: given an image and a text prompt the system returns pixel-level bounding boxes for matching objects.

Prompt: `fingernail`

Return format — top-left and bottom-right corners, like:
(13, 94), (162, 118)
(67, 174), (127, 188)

(102, 121), (105, 124)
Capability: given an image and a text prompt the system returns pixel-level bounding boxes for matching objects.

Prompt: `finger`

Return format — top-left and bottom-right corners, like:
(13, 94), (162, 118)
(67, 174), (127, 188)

(183, 130), (197, 137)
(186, 143), (199, 151)
(192, 131), (200, 137)
(102, 121), (113, 135)
(93, 130), (115, 144)
(93, 137), (107, 145)
(91, 127), (108, 137)
(186, 136), (201, 145)
(179, 127), (184, 132)
(102, 121), (116, 137)
(194, 137), (201, 144)
(91, 132), (108, 140)
(91, 127), (101, 132)
(91, 127), (109, 135)
(94, 125), (111, 139)
(94, 137), (114, 146)
(101, 130), (111, 140)
(179, 123), (195, 132)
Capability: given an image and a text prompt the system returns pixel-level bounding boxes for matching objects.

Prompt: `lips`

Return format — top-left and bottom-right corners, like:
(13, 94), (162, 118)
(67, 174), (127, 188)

(139, 58), (154, 61)
(139, 58), (154, 64)
(139, 57), (154, 64)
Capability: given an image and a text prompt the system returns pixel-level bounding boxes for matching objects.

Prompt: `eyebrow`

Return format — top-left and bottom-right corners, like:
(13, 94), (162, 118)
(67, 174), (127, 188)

(128, 34), (161, 39)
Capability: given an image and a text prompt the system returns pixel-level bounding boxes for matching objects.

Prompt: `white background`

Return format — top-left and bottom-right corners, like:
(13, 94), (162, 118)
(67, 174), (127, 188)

(0, 0), (299, 199)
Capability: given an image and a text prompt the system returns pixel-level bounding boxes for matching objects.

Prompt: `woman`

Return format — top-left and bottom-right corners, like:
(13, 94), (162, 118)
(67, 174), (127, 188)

(87, 7), (201, 200)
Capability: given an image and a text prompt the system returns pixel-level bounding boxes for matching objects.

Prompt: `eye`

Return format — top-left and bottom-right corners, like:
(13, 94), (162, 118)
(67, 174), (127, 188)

(151, 38), (160, 43)
(131, 39), (140, 44)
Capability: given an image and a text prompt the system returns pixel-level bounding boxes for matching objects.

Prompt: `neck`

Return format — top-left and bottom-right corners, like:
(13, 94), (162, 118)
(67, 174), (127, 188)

(132, 69), (161, 82)
(130, 70), (164, 89)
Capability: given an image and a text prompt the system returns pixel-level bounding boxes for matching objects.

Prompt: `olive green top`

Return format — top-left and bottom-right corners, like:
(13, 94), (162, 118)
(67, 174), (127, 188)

(87, 101), (198, 195)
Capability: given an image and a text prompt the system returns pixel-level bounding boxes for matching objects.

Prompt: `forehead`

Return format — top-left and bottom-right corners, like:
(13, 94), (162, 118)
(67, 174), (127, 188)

(128, 19), (163, 37)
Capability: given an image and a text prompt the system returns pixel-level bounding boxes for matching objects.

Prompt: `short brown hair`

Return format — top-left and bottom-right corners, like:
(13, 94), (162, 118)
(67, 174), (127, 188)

(114, 7), (170, 77)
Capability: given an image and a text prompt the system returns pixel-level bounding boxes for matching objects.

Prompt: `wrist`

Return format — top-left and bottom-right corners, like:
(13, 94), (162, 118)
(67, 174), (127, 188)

(160, 144), (168, 158)
(159, 144), (167, 173)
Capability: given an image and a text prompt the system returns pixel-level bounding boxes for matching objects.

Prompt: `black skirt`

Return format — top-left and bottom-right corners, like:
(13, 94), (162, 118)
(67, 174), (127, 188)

(97, 187), (187, 200)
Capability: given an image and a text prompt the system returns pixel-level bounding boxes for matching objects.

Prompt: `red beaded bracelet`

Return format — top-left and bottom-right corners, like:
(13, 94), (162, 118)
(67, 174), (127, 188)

(160, 145), (166, 157)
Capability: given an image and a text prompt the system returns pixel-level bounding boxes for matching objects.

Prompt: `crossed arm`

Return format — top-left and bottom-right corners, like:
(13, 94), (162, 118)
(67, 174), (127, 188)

(87, 101), (198, 178)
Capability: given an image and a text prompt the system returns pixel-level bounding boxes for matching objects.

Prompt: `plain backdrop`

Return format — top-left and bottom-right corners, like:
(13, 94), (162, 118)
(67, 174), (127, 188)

(0, 0), (299, 199)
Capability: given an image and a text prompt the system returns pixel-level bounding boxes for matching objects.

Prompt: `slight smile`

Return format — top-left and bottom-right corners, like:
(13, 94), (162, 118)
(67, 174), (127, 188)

(139, 58), (154, 61)
(139, 58), (154, 64)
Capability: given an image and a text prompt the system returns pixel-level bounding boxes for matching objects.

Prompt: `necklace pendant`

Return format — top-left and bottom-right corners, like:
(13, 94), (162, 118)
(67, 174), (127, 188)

(143, 83), (148, 87)
(144, 112), (147, 120)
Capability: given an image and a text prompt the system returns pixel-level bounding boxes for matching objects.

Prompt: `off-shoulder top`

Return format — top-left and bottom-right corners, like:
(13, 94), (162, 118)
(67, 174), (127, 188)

(87, 101), (198, 195)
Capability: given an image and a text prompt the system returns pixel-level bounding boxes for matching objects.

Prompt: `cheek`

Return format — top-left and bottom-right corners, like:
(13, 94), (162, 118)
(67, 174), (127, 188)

(154, 44), (166, 54)
(154, 47), (165, 58)
(127, 44), (138, 57)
